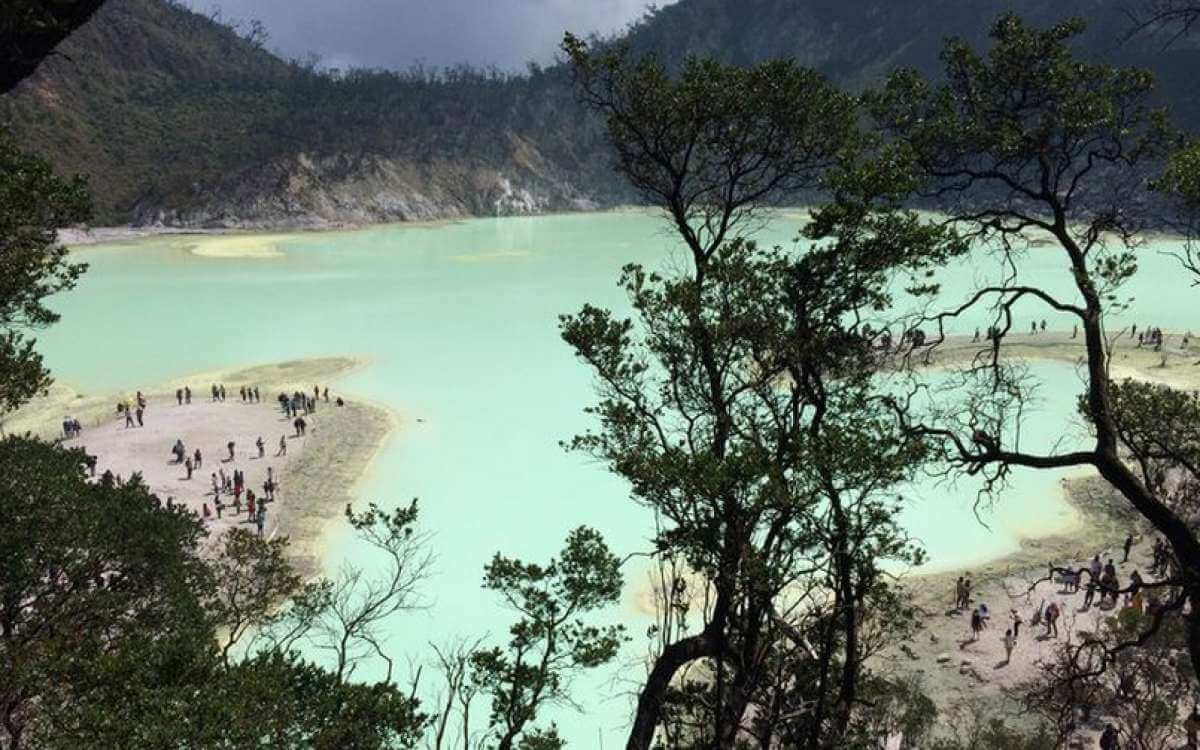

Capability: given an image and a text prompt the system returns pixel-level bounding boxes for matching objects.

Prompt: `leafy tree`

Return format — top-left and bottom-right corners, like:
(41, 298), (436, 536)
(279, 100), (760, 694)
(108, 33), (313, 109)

(0, 437), (431, 749)
(470, 526), (625, 750)
(253, 501), (432, 683)
(0, 436), (210, 750)
(563, 36), (958, 750)
(0, 128), (90, 413)
(207, 527), (302, 665)
(194, 651), (429, 750)
(867, 7), (1200, 721)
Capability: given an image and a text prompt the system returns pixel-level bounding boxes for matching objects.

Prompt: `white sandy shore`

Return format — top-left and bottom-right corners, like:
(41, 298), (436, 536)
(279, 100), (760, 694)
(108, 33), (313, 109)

(8, 357), (393, 579)
(876, 331), (1194, 733)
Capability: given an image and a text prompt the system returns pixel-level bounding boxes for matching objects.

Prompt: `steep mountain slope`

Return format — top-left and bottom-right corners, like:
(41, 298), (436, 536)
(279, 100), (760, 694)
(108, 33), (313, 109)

(0, 0), (620, 225)
(2, 0), (1198, 227)
(625, 0), (1200, 119)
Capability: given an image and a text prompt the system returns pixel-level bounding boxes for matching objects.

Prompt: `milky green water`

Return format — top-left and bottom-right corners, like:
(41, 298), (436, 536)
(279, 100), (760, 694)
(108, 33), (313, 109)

(38, 211), (1200, 745)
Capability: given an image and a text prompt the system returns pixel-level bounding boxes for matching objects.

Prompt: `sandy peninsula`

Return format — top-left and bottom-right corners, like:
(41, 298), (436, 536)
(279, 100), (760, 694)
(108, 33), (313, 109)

(881, 330), (1197, 731)
(5, 357), (393, 580)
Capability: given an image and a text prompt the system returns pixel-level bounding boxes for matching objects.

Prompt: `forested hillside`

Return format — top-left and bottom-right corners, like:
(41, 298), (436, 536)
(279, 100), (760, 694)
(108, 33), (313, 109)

(3, 0), (1198, 227)
(0, 0), (620, 225)
(626, 0), (1200, 121)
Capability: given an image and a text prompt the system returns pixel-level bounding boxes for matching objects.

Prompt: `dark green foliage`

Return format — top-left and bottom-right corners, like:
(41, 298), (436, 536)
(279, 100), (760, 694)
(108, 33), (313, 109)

(565, 31), (857, 249)
(564, 36), (960, 750)
(208, 527), (302, 665)
(0, 436), (428, 750)
(864, 11), (1200, 747)
(192, 651), (429, 750)
(472, 527), (625, 750)
(868, 13), (1174, 241)
(0, 127), (90, 411)
(0, 436), (211, 748)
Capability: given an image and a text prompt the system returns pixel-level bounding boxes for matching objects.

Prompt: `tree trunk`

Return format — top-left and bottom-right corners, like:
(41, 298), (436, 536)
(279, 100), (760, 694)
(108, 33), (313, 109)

(625, 631), (717, 750)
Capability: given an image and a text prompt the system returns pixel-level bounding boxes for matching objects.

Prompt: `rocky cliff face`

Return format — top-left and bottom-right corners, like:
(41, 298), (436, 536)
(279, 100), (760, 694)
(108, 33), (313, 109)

(0, 0), (624, 227)
(131, 149), (602, 229)
(5, 0), (1198, 229)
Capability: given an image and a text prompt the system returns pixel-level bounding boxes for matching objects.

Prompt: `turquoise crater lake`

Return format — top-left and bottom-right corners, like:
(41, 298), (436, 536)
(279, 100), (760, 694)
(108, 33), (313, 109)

(37, 210), (1200, 745)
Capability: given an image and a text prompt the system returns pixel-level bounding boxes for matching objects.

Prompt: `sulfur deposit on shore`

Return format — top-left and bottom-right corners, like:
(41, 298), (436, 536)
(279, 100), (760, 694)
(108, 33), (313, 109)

(4, 357), (394, 580)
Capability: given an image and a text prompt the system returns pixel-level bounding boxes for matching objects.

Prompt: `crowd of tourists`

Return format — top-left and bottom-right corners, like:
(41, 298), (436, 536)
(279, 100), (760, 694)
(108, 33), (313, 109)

(955, 532), (1159, 659)
(65, 382), (344, 537)
(950, 531), (1187, 748)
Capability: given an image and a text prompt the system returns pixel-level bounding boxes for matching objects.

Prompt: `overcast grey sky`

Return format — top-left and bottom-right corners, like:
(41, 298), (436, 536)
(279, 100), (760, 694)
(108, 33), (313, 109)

(191, 0), (671, 72)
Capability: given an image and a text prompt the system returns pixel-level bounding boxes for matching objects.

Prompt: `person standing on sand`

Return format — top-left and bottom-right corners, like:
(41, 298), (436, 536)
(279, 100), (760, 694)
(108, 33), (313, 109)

(253, 386), (260, 402)
(227, 441), (235, 461)
(184, 456), (193, 479)
(962, 578), (972, 609)
(194, 448), (202, 470)
(184, 385), (191, 404)
(247, 493), (255, 521)
(1045, 601), (1060, 637)
(277, 435), (287, 456)
(255, 505), (266, 536)
(969, 608), (983, 641)
(1002, 628), (1015, 664)
(1011, 610), (1022, 639)
(955, 576), (964, 610)
(256, 436), (265, 458)
(124, 405), (134, 429)
(323, 387), (329, 402)
(176, 388), (183, 406)
(1123, 533), (1134, 563)
(1090, 554), (1103, 584)
(135, 406), (144, 427)
(211, 384), (218, 402)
